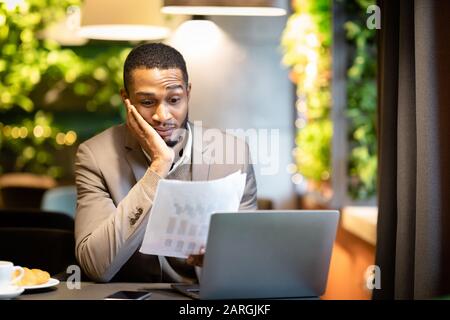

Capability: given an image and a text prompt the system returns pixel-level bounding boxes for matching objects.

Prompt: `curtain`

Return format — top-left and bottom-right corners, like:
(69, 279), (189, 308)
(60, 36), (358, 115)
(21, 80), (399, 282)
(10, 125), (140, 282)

(374, 0), (450, 299)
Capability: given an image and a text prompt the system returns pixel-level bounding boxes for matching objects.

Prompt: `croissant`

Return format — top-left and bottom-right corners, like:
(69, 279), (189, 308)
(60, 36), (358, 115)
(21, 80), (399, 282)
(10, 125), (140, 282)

(14, 267), (50, 286)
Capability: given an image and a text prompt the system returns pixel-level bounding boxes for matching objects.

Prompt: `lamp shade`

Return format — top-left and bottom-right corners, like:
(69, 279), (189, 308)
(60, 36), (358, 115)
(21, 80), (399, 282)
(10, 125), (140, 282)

(79, 0), (170, 41)
(162, 0), (286, 16)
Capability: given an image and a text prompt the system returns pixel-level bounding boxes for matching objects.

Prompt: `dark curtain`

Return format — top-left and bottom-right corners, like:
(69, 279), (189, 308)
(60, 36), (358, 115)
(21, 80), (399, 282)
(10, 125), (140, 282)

(374, 0), (450, 299)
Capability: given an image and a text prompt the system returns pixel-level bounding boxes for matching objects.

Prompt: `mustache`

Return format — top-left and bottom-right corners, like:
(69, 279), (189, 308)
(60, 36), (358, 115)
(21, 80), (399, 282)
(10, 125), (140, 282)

(159, 115), (189, 147)
(149, 114), (188, 130)
(152, 123), (176, 129)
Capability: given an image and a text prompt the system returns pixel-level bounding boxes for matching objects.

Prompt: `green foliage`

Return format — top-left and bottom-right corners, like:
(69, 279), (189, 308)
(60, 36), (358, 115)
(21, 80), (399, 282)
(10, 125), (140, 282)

(295, 119), (332, 181)
(0, 111), (64, 176)
(0, 0), (131, 178)
(281, 0), (332, 184)
(38, 46), (130, 113)
(344, 0), (377, 200)
(282, 0), (377, 200)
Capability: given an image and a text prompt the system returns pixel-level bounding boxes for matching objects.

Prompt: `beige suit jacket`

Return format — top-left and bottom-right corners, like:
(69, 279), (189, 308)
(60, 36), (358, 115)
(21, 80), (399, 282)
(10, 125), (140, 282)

(74, 122), (257, 282)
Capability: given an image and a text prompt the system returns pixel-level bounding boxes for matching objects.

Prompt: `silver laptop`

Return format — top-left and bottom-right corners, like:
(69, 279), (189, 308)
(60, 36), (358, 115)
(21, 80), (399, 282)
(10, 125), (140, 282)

(172, 210), (339, 300)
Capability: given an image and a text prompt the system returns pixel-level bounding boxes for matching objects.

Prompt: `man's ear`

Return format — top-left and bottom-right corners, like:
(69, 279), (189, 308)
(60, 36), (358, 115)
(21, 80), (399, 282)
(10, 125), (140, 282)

(187, 83), (192, 101)
(120, 88), (128, 103)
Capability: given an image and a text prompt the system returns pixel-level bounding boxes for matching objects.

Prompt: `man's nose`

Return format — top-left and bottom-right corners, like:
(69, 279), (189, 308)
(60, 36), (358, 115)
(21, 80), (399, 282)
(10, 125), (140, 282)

(152, 103), (172, 123)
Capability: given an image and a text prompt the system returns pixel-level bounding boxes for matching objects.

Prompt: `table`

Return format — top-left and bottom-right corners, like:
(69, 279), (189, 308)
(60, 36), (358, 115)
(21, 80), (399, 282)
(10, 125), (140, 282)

(17, 282), (192, 300)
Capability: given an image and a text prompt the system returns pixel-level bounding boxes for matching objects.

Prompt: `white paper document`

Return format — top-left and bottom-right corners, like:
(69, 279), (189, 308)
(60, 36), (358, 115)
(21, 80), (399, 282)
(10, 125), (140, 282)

(139, 170), (246, 258)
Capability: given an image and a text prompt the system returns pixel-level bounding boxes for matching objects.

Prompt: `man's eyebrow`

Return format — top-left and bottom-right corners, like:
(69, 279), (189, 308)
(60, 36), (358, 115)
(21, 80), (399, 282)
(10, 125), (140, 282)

(166, 84), (184, 91)
(136, 92), (156, 96)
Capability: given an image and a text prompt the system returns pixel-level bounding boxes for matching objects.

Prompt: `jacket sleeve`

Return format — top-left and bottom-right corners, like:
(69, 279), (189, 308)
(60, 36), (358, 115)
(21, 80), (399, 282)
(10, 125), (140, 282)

(239, 142), (258, 210)
(74, 143), (161, 282)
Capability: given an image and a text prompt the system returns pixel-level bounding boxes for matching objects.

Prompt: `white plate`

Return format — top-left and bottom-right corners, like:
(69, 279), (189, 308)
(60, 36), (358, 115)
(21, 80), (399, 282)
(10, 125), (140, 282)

(21, 278), (60, 290)
(0, 286), (24, 299)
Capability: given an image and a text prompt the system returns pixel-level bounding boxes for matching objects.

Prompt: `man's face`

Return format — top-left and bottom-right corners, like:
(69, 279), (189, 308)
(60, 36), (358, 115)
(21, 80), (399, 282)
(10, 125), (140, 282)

(122, 68), (190, 147)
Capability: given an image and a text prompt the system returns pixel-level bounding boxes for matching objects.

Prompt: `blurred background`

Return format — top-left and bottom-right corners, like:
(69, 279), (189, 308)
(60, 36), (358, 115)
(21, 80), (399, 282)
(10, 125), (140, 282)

(0, 0), (378, 299)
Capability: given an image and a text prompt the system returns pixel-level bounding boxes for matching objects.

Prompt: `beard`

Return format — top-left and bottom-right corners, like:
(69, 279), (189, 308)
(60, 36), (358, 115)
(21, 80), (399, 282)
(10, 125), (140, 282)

(165, 139), (179, 148)
(164, 113), (188, 147)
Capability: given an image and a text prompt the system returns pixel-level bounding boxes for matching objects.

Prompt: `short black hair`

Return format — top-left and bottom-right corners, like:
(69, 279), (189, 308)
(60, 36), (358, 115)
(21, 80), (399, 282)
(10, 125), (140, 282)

(123, 43), (189, 92)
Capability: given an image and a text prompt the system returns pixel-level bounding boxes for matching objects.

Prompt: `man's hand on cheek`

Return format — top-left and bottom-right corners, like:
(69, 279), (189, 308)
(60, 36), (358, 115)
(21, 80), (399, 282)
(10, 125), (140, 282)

(125, 99), (175, 178)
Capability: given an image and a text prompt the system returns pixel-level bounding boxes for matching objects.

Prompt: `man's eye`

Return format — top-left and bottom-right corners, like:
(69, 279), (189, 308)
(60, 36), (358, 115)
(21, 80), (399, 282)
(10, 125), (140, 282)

(169, 97), (180, 104)
(141, 100), (155, 106)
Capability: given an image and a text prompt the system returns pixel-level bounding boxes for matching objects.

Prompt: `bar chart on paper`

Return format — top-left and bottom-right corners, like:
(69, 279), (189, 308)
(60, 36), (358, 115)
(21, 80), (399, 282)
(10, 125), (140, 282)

(139, 171), (246, 258)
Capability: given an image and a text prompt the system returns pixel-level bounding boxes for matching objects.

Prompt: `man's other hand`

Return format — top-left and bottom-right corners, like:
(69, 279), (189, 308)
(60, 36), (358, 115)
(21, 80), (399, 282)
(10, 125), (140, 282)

(187, 247), (205, 267)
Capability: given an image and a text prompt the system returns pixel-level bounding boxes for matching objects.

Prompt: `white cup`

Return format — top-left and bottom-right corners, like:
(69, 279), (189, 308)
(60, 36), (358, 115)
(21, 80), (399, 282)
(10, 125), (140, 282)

(0, 261), (24, 289)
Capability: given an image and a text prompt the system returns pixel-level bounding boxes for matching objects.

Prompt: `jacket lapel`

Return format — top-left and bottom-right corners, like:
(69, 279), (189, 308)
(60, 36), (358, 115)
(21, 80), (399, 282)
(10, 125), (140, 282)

(191, 122), (212, 181)
(192, 146), (211, 181)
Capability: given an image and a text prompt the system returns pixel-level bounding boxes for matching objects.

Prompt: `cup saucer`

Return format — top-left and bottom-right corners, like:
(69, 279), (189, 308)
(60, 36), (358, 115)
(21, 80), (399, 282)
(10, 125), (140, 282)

(0, 285), (25, 300)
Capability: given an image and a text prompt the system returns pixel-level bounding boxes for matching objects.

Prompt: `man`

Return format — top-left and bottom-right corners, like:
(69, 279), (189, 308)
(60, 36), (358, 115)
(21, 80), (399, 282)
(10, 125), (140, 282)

(74, 43), (257, 282)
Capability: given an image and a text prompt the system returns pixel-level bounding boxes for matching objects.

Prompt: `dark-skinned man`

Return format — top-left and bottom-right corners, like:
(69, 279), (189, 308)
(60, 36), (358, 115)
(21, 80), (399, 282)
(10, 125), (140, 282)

(74, 43), (257, 283)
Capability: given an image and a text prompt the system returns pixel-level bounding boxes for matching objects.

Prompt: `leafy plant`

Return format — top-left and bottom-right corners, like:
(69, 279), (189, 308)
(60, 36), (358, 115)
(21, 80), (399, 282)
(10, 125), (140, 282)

(0, 111), (67, 176)
(0, 0), (131, 178)
(281, 0), (377, 201)
(0, 0), (77, 111)
(281, 0), (332, 192)
(344, 0), (377, 200)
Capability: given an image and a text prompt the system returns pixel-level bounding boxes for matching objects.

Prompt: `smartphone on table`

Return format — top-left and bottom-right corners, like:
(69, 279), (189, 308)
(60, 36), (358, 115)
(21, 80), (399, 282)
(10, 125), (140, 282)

(104, 290), (153, 300)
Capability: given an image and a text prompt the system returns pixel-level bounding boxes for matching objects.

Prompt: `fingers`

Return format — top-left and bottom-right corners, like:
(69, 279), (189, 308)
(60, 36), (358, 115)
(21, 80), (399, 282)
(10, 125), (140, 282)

(125, 99), (139, 133)
(125, 99), (143, 131)
(187, 253), (204, 267)
(187, 247), (205, 267)
(125, 99), (140, 125)
(125, 99), (157, 139)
